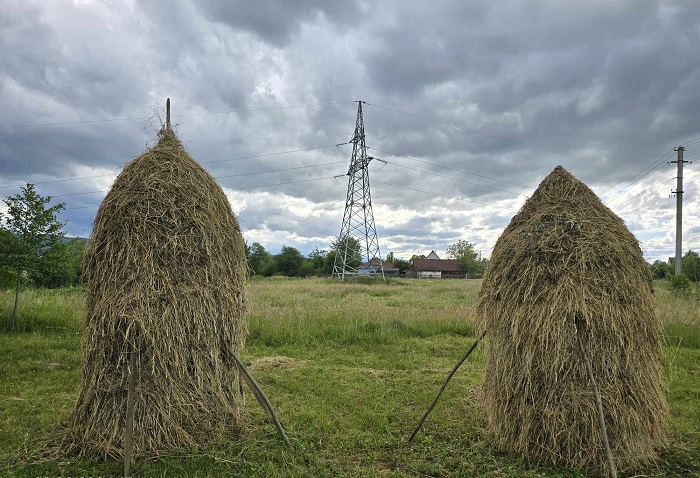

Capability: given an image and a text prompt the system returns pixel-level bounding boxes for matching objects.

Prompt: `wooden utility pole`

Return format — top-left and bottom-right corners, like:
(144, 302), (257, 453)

(671, 146), (687, 274)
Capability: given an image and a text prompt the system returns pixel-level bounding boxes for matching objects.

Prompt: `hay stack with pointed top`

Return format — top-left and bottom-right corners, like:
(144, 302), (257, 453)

(66, 128), (247, 457)
(475, 166), (668, 472)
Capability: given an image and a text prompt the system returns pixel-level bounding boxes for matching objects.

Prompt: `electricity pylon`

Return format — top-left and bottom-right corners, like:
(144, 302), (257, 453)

(333, 101), (385, 282)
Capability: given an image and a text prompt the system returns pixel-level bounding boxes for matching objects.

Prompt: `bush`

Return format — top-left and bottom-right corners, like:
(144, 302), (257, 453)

(668, 273), (691, 294)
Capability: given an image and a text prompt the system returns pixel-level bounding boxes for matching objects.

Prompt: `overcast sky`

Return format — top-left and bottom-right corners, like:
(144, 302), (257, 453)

(1, 0), (699, 262)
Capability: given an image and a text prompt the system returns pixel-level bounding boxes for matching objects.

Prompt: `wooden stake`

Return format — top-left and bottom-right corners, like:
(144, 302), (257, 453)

(124, 347), (137, 478)
(166, 98), (171, 131)
(230, 351), (291, 446)
(407, 330), (486, 442)
(575, 329), (618, 478)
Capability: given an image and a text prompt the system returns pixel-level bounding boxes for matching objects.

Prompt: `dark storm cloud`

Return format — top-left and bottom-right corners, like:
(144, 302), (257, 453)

(193, 0), (361, 46)
(359, 1), (700, 188)
(1, 0), (699, 260)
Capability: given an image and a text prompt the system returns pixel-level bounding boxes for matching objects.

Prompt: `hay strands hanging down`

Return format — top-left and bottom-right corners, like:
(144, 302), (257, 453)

(407, 331), (486, 442)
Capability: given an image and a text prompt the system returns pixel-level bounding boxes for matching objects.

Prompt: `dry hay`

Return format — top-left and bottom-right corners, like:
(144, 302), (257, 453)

(65, 128), (247, 458)
(249, 356), (302, 371)
(475, 166), (668, 472)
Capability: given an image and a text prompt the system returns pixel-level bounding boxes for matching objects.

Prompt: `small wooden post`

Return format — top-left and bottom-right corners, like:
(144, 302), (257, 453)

(230, 351), (291, 446)
(576, 329), (618, 478)
(166, 98), (171, 131)
(124, 347), (137, 477)
(407, 330), (486, 442)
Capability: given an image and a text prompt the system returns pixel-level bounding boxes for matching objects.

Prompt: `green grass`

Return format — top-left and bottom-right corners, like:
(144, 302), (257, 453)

(1, 278), (699, 477)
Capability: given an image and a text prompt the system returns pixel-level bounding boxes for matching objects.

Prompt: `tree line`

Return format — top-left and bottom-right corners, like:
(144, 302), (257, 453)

(2, 183), (698, 330)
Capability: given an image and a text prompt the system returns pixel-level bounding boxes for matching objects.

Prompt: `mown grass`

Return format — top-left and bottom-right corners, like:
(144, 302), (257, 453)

(0, 278), (698, 477)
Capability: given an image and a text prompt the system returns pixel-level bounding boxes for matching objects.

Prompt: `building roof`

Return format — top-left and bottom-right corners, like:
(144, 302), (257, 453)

(412, 259), (464, 272)
(426, 250), (441, 260)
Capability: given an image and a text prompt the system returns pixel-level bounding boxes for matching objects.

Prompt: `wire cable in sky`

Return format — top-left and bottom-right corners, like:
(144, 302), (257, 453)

(2, 101), (355, 128)
(373, 180), (488, 206)
(215, 161), (346, 180)
(62, 175), (339, 211)
(365, 102), (589, 162)
(605, 165), (669, 207)
(201, 144), (340, 165)
(377, 159), (521, 196)
(367, 146), (528, 189)
(603, 149), (675, 202)
(681, 135), (700, 147)
(51, 160), (348, 199)
(0, 143), (342, 190)
(610, 173), (677, 209)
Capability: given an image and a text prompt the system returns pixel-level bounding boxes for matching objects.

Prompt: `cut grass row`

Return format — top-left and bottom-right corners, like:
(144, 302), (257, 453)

(0, 278), (698, 477)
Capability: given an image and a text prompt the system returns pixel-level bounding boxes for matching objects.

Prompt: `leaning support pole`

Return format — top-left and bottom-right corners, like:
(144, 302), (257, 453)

(575, 329), (618, 478)
(407, 330), (486, 442)
(124, 347), (137, 478)
(231, 351), (291, 446)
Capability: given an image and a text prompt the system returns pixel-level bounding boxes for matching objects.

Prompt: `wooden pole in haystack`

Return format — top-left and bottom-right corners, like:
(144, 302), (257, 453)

(231, 352), (291, 446)
(575, 328), (618, 478)
(166, 98), (171, 132)
(66, 115), (249, 458)
(124, 347), (137, 477)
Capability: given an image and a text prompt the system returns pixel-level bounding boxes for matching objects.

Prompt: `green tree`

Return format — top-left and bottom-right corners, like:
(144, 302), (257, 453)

(446, 239), (482, 274)
(650, 260), (673, 280)
(309, 247), (328, 273)
(298, 259), (316, 277)
(0, 183), (66, 330)
(394, 258), (410, 274)
(325, 235), (362, 273)
(29, 238), (85, 288)
(247, 242), (273, 276)
(681, 250), (700, 282)
(274, 246), (305, 277)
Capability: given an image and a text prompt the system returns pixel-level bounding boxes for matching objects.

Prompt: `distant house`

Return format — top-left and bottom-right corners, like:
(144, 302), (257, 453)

(408, 256), (465, 279)
(425, 250), (441, 260)
(381, 262), (400, 276)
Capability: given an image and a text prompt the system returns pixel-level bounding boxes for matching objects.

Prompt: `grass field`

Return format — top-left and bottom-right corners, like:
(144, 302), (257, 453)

(1, 278), (699, 477)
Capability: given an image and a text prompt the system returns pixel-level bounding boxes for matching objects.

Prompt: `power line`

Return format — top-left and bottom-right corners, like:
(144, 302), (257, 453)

(215, 160), (345, 180)
(373, 180), (489, 206)
(2, 101), (355, 128)
(365, 102), (589, 162)
(0, 143), (342, 190)
(681, 135), (700, 147)
(63, 175), (339, 211)
(51, 160), (348, 199)
(603, 149), (675, 202)
(367, 146), (528, 189)
(377, 159), (521, 196)
(611, 173), (676, 209)
(202, 144), (339, 165)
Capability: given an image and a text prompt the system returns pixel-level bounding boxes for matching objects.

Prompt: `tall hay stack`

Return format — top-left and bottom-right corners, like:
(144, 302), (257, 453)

(66, 129), (247, 457)
(475, 166), (668, 472)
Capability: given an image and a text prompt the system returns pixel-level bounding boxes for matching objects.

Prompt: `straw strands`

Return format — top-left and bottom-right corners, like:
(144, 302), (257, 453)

(475, 166), (668, 472)
(65, 128), (248, 457)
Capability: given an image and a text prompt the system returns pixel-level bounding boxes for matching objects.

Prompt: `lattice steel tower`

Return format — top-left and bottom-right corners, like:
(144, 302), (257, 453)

(333, 101), (385, 281)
